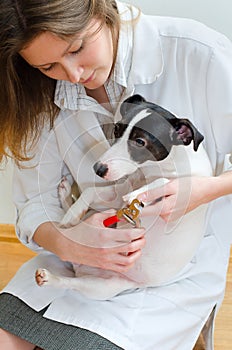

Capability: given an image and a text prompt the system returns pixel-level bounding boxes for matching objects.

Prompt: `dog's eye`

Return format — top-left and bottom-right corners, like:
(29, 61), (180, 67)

(135, 138), (146, 147)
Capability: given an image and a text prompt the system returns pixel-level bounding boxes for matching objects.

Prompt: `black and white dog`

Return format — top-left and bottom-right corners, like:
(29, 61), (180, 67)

(35, 95), (212, 299)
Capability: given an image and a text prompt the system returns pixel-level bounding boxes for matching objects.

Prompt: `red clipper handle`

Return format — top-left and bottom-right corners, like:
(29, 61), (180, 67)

(103, 215), (121, 227)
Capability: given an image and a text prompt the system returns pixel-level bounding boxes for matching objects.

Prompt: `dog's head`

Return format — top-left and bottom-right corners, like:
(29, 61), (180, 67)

(94, 94), (204, 180)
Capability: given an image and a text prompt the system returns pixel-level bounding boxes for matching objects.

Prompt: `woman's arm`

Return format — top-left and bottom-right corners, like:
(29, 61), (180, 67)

(137, 171), (232, 222)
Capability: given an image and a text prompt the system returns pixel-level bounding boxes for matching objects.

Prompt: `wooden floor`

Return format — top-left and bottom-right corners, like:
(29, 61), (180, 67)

(0, 224), (231, 349)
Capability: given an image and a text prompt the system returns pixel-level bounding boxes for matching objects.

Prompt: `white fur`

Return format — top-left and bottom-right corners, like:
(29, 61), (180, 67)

(36, 109), (212, 300)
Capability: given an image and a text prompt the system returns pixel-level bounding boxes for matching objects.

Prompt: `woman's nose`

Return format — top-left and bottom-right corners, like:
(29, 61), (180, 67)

(64, 63), (84, 84)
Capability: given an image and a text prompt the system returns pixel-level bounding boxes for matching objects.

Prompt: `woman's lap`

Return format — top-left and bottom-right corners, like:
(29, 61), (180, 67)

(0, 293), (123, 350)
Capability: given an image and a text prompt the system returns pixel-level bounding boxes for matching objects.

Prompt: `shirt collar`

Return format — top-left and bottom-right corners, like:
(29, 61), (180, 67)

(116, 1), (163, 85)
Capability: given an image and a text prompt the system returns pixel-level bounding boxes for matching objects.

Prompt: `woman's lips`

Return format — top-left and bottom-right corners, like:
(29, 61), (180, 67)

(81, 71), (95, 84)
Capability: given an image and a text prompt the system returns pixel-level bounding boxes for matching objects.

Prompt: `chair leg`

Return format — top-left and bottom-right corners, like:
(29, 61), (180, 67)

(200, 305), (217, 350)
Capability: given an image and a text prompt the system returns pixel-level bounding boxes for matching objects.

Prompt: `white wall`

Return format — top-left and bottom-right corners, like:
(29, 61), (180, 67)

(0, 160), (16, 223)
(0, 0), (232, 224)
(124, 0), (232, 40)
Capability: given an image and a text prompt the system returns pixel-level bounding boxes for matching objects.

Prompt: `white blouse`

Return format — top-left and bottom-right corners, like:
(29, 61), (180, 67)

(2, 2), (232, 349)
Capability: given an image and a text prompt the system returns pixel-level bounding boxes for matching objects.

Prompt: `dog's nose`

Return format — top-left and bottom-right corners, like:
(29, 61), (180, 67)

(93, 161), (109, 178)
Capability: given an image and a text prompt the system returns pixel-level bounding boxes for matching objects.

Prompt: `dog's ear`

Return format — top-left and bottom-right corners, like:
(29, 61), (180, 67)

(120, 94), (147, 117)
(170, 119), (204, 151)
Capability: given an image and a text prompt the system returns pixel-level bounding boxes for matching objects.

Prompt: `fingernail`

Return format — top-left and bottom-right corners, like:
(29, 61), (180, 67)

(138, 193), (147, 202)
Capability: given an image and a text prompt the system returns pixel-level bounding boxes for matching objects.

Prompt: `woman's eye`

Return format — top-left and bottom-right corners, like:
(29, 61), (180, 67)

(42, 65), (54, 72)
(135, 138), (146, 147)
(70, 45), (84, 55)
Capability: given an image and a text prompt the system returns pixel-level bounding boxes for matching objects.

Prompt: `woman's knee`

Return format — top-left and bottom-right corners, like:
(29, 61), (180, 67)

(0, 328), (35, 350)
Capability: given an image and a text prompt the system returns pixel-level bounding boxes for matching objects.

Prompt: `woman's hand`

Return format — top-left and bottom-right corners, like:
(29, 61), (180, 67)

(34, 211), (146, 274)
(33, 172), (232, 271)
(137, 176), (223, 222)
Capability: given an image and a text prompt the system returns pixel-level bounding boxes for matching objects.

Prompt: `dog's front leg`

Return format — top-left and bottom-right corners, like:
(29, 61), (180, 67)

(59, 187), (96, 227)
(60, 184), (122, 227)
(122, 178), (170, 204)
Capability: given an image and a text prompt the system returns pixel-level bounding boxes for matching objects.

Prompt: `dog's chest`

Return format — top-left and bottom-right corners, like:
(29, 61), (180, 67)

(141, 144), (212, 179)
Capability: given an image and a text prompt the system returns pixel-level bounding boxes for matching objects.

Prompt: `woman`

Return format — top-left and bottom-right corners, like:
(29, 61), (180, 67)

(0, 1), (232, 349)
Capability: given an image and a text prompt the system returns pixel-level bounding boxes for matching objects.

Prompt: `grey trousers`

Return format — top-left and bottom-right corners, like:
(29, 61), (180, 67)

(0, 293), (123, 350)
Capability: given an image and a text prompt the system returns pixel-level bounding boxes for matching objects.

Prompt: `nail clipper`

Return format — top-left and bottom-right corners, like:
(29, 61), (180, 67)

(103, 198), (144, 228)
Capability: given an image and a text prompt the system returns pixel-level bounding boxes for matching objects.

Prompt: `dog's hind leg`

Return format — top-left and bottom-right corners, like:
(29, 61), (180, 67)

(35, 268), (138, 300)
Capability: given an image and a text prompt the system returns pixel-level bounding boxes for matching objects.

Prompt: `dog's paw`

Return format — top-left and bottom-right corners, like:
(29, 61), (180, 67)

(122, 178), (169, 203)
(35, 268), (51, 286)
(58, 176), (71, 198)
(58, 176), (73, 211)
(59, 208), (81, 228)
(60, 194), (90, 227)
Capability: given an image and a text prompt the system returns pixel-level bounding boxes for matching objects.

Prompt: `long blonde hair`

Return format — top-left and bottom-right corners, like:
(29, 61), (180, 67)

(0, 0), (120, 163)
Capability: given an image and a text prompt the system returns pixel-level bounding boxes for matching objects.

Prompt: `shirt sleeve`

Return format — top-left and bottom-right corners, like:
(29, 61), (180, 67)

(13, 126), (67, 251)
(206, 38), (232, 155)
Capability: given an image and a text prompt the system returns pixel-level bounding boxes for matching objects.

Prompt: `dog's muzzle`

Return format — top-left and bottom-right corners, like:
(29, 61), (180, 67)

(93, 161), (108, 178)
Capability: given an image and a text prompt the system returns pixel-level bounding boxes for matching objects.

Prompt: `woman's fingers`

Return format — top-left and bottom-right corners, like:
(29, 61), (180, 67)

(98, 235), (146, 260)
(136, 178), (192, 222)
(89, 235), (146, 272)
(108, 227), (145, 242)
(101, 249), (143, 273)
(118, 235), (146, 253)
(140, 198), (166, 217)
(115, 250), (143, 272)
(137, 182), (171, 204)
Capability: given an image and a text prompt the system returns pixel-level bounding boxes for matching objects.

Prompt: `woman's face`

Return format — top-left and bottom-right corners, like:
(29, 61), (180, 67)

(20, 19), (114, 89)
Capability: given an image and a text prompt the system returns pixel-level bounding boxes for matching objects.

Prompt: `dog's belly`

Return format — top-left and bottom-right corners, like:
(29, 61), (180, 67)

(123, 205), (207, 285)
